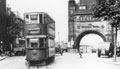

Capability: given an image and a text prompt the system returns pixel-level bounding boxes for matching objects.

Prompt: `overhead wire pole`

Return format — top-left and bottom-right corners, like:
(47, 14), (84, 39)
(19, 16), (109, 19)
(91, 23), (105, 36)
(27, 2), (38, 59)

(113, 0), (120, 62)
(112, 25), (114, 46)
(73, 16), (75, 48)
(114, 23), (118, 62)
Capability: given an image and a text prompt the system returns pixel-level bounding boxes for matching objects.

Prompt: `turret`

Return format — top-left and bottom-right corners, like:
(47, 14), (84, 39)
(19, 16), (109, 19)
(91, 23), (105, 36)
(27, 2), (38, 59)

(68, 0), (76, 16)
(68, 0), (76, 42)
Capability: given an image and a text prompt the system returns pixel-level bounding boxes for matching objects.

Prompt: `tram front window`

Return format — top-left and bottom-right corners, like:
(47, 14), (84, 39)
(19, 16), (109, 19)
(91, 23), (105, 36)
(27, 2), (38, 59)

(30, 39), (39, 48)
(28, 38), (46, 48)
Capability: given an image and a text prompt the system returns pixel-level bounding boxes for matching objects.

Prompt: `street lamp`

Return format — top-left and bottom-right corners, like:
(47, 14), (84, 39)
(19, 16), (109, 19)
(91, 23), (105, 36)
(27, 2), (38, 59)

(110, 20), (119, 62)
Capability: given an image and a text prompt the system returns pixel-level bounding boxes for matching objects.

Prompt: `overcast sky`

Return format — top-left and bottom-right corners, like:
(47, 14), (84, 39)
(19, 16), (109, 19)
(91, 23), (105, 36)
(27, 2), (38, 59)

(7, 0), (80, 42)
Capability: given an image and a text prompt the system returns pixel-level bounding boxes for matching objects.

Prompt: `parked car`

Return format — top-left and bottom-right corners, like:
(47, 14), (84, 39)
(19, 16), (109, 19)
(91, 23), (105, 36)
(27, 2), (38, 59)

(116, 46), (120, 57)
(92, 48), (97, 53)
(98, 42), (114, 57)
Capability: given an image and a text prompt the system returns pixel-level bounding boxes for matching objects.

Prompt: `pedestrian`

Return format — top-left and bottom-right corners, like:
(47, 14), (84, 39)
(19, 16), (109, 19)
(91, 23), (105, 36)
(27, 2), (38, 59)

(108, 43), (114, 57)
(79, 50), (82, 58)
(77, 48), (82, 58)
(77, 45), (82, 58)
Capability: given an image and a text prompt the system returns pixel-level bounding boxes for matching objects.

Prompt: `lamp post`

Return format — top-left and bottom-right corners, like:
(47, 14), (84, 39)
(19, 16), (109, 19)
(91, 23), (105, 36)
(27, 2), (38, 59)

(110, 14), (120, 62)
(114, 24), (117, 61)
(111, 22), (119, 62)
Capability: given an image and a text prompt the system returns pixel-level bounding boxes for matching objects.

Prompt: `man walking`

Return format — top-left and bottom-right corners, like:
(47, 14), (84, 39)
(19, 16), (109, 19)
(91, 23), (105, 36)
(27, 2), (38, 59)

(78, 49), (82, 58)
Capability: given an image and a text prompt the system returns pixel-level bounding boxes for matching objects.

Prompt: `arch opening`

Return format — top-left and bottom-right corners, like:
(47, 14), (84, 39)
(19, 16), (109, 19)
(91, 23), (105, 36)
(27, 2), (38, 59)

(75, 30), (106, 52)
(80, 34), (104, 53)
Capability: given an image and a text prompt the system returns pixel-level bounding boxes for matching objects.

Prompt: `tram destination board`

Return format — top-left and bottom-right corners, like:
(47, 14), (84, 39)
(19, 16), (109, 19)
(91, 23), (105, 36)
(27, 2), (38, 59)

(25, 24), (55, 36)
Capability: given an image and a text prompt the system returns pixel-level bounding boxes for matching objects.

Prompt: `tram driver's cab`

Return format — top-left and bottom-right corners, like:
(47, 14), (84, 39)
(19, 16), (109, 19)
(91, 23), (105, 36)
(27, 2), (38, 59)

(25, 38), (47, 61)
(26, 38), (46, 49)
(26, 38), (39, 48)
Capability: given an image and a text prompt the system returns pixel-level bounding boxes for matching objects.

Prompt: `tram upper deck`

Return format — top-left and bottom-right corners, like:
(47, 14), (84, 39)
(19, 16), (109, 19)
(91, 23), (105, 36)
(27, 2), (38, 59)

(24, 12), (55, 37)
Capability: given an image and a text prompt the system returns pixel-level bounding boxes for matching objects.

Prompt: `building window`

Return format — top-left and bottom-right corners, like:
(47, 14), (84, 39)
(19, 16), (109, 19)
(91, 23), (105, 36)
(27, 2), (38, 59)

(83, 16), (86, 21)
(77, 26), (80, 29)
(26, 15), (29, 19)
(79, 6), (86, 10)
(86, 16), (90, 21)
(90, 16), (92, 21)
(70, 10), (74, 14)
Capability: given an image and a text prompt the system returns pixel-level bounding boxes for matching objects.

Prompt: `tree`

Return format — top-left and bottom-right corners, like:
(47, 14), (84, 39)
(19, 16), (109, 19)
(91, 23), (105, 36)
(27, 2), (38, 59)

(6, 12), (21, 37)
(1, 11), (23, 53)
(93, 0), (120, 61)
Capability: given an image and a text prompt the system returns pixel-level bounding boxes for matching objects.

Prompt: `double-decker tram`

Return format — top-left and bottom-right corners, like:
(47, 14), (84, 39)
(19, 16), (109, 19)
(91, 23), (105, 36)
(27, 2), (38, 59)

(24, 12), (55, 65)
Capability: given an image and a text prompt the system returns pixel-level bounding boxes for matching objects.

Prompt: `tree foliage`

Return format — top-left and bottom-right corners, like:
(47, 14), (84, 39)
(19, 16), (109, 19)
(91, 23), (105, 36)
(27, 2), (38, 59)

(93, 0), (120, 26)
(6, 12), (21, 37)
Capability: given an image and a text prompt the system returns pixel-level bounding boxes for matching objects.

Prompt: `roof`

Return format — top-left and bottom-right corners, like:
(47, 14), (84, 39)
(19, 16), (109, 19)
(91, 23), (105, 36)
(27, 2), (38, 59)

(74, 0), (97, 15)
(24, 12), (55, 23)
(24, 12), (47, 15)
(69, 0), (75, 1)
(79, 0), (96, 5)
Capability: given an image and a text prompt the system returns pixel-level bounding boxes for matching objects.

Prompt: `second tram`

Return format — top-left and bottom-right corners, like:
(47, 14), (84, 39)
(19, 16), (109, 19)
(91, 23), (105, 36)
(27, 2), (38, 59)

(24, 12), (55, 65)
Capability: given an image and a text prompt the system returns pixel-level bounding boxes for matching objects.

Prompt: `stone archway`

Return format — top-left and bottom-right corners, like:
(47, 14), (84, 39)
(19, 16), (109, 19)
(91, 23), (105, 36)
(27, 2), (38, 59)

(75, 30), (106, 53)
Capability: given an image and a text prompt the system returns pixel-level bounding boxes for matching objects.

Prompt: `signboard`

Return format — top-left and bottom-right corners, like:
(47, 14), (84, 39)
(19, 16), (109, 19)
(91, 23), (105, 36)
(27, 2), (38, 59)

(77, 22), (105, 29)
(76, 21), (109, 29)
(74, 21), (111, 36)
(29, 30), (40, 35)
(75, 15), (101, 22)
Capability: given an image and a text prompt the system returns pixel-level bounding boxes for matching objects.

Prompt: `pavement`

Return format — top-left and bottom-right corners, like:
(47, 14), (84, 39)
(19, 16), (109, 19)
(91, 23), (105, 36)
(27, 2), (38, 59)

(101, 56), (120, 66)
(73, 52), (120, 66)
(0, 55), (8, 61)
(83, 53), (120, 66)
